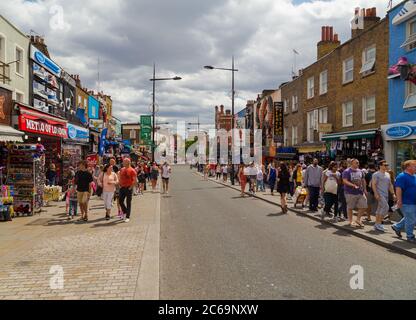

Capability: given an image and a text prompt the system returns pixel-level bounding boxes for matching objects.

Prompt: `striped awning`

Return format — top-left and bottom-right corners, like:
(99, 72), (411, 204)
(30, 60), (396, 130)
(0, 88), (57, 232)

(0, 125), (24, 143)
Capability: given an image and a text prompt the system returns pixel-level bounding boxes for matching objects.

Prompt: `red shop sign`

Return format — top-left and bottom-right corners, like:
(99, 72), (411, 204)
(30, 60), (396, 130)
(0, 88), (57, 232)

(18, 106), (68, 139)
(86, 154), (98, 169)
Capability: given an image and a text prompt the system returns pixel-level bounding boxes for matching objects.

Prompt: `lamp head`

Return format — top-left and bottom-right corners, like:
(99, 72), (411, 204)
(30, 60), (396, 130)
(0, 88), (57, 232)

(204, 66), (214, 70)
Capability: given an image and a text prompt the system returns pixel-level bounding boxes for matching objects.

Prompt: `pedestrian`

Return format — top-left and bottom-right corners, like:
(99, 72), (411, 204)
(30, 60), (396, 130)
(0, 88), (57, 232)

(342, 158), (367, 228)
(46, 163), (57, 186)
(137, 165), (147, 195)
(118, 158), (137, 223)
(216, 163), (222, 180)
(238, 164), (247, 197)
(338, 161), (348, 220)
(204, 163), (210, 181)
(364, 164), (377, 222)
(74, 160), (93, 222)
(322, 161), (341, 221)
(150, 162), (159, 192)
(277, 162), (291, 213)
(222, 164), (228, 182)
(161, 161), (172, 195)
(268, 162), (277, 196)
(304, 159), (323, 212)
(256, 165), (265, 192)
(109, 157), (123, 218)
(248, 162), (257, 195)
(371, 160), (395, 232)
(293, 163), (303, 187)
(391, 160), (416, 242)
(100, 164), (119, 220)
(67, 176), (78, 220)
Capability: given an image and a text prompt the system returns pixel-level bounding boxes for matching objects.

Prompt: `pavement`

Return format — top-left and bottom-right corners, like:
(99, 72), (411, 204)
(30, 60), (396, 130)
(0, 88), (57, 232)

(160, 165), (416, 300)
(197, 170), (416, 260)
(0, 188), (160, 300)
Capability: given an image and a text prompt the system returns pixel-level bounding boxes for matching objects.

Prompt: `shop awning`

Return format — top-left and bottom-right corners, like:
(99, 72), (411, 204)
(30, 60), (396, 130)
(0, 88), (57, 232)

(275, 153), (297, 160)
(0, 125), (24, 143)
(322, 129), (378, 141)
(297, 145), (326, 153)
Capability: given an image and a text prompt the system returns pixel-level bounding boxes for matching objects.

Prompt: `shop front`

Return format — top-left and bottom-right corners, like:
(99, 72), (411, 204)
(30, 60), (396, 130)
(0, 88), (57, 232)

(17, 104), (67, 186)
(381, 122), (416, 175)
(322, 129), (383, 165)
(295, 143), (327, 164)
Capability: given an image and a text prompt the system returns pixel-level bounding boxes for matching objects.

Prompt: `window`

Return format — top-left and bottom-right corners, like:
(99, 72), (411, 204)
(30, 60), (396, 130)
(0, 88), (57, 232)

(318, 107), (328, 140)
(15, 47), (23, 76)
(307, 77), (314, 99)
(292, 126), (298, 146)
(307, 111), (318, 142)
(402, 19), (416, 51)
(15, 92), (23, 103)
(284, 98), (289, 113)
(404, 82), (416, 109)
(78, 95), (82, 105)
(360, 46), (376, 75)
(292, 95), (298, 111)
(342, 101), (353, 127)
(130, 129), (136, 139)
(0, 35), (5, 62)
(319, 70), (328, 95)
(362, 96), (376, 124)
(343, 57), (354, 84)
(284, 127), (289, 146)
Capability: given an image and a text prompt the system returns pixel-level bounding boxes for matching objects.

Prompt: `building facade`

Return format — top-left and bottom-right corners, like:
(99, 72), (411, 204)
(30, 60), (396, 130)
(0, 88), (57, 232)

(382, 0), (416, 174)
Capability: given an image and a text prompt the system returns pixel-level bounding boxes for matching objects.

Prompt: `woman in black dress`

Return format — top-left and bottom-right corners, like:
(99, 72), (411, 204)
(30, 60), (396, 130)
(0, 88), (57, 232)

(277, 162), (291, 214)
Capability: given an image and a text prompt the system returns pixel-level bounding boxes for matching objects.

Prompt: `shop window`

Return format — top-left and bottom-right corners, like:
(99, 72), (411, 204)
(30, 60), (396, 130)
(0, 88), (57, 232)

(362, 96), (376, 124)
(343, 57), (354, 84)
(319, 70), (328, 95)
(402, 19), (416, 51)
(360, 46), (376, 76)
(342, 101), (353, 127)
(404, 81), (416, 109)
(15, 46), (23, 76)
(307, 77), (314, 99)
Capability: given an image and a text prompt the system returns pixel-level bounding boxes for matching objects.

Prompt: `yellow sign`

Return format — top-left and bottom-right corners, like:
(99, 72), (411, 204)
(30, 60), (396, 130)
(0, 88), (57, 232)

(318, 123), (333, 133)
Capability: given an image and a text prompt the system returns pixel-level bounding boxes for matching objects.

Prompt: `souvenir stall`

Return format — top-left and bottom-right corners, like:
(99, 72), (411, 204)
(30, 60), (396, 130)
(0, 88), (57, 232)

(6, 144), (45, 216)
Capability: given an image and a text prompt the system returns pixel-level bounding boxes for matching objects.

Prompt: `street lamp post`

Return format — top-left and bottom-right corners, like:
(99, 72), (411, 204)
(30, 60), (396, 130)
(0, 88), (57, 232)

(150, 63), (182, 162)
(204, 56), (238, 185)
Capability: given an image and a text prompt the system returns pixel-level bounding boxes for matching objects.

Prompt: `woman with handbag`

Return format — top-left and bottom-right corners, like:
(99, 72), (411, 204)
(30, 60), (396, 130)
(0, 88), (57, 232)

(99, 164), (119, 220)
(322, 161), (341, 221)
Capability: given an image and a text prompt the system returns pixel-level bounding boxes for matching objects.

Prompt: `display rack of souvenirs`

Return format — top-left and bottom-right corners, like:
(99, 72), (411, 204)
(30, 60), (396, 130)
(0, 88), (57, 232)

(43, 185), (63, 203)
(0, 185), (14, 221)
(6, 144), (45, 216)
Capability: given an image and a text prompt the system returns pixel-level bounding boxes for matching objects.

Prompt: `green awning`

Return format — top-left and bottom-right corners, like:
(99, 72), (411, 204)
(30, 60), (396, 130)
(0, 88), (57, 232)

(322, 129), (377, 141)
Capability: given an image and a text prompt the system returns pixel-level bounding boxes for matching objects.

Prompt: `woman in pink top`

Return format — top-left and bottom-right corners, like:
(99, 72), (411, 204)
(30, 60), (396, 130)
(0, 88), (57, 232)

(99, 164), (119, 220)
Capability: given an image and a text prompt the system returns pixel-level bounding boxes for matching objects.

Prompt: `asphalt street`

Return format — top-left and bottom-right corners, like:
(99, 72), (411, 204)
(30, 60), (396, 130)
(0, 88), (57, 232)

(160, 165), (416, 300)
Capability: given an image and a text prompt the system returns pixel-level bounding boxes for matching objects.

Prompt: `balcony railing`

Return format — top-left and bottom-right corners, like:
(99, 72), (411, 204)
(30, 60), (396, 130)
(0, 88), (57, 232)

(0, 61), (11, 85)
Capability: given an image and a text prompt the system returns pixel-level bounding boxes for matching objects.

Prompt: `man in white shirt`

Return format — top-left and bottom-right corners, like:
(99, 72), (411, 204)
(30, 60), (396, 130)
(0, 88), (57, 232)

(161, 162), (172, 195)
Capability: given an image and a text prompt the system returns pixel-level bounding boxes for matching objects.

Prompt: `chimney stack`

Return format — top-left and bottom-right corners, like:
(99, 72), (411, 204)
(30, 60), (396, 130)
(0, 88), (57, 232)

(220, 105), (224, 114)
(317, 25), (341, 59)
(352, 7), (380, 38)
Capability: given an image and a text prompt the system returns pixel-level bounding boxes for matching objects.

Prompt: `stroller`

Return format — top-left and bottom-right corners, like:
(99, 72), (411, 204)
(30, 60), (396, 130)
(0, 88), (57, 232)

(293, 186), (308, 208)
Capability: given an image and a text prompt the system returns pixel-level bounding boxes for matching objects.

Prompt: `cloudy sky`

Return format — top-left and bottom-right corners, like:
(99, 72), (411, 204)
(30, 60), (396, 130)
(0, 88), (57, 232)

(1, 0), (398, 129)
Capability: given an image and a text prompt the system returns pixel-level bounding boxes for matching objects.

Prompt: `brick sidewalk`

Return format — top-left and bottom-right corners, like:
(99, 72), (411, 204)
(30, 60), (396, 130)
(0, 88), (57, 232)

(0, 190), (160, 300)
(196, 171), (416, 260)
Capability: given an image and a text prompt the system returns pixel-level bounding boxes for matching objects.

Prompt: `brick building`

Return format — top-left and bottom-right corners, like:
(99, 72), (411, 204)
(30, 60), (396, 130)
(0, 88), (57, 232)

(282, 7), (388, 164)
(215, 105), (233, 131)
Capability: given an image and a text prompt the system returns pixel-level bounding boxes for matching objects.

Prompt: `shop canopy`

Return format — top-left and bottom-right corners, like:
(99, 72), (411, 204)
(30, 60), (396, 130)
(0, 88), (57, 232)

(0, 124), (24, 143)
(322, 129), (377, 141)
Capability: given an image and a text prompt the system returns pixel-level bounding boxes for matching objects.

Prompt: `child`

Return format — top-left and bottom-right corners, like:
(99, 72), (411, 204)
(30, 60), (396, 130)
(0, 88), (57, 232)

(68, 178), (78, 220)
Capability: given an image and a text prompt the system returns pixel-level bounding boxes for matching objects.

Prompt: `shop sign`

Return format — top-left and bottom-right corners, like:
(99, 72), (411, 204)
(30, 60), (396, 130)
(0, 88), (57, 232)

(19, 114), (68, 139)
(393, 1), (416, 26)
(30, 45), (61, 77)
(67, 123), (89, 142)
(140, 115), (152, 145)
(88, 96), (100, 120)
(89, 119), (103, 130)
(318, 123), (333, 133)
(386, 125), (414, 139)
(86, 154), (98, 169)
(273, 102), (284, 143)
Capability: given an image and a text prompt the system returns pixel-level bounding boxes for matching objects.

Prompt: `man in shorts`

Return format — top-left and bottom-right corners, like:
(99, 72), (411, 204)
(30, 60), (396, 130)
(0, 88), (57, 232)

(342, 159), (367, 228)
(161, 162), (172, 195)
(372, 160), (395, 232)
(74, 160), (93, 222)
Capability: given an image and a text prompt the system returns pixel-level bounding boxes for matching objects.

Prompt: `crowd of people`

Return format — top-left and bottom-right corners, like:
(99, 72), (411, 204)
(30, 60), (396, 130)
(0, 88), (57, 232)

(196, 158), (416, 242)
(65, 158), (172, 223)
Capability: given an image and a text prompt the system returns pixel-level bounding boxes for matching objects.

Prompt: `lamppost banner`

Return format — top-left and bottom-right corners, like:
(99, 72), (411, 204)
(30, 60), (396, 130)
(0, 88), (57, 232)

(140, 115), (152, 146)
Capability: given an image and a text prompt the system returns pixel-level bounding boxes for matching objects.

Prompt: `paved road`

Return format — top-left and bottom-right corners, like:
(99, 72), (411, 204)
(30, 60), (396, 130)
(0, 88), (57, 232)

(160, 165), (416, 300)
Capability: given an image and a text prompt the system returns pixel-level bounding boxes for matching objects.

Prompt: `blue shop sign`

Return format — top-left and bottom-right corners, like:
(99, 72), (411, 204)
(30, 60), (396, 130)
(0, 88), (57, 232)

(67, 124), (89, 142)
(30, 45), (61, 77)
(386, 125), (414, 139)
(88, 96), (100, 120)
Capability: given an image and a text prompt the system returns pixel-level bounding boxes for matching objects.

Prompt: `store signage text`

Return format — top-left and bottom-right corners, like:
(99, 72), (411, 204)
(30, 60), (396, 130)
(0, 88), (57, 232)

(20, 117), (67, 138)
(67, 124), (89, 141)
(386, 125), (414, 139)
(31, 45), (61, 77)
